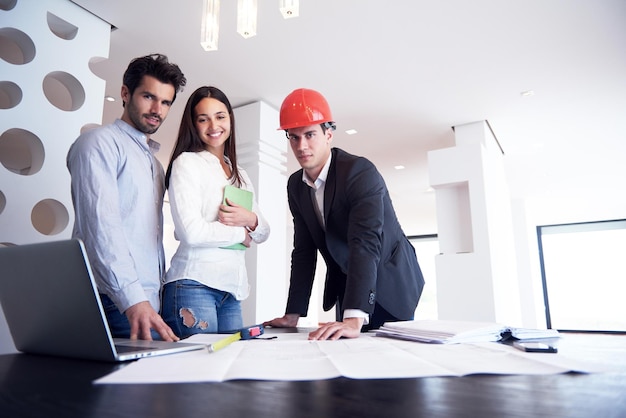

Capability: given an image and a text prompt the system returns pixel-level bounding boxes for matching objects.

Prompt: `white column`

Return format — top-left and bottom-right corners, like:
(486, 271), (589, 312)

(233, 101), (289, 325)
(428, 121), (522, 325)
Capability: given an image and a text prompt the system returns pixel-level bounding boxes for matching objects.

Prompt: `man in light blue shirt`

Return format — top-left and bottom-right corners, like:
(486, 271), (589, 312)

(67, 54), (186, 341)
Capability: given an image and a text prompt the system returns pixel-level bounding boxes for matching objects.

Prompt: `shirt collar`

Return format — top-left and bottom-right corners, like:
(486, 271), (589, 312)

(302, 151), (333, 189)
(200, 150), (232, 167)
(114, 118), (161, 153)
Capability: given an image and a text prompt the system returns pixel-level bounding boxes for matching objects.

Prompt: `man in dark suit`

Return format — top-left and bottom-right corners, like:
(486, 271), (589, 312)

(264, 88), (425, 340)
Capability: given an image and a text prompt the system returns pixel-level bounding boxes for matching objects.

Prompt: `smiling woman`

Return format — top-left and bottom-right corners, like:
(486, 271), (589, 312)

(162, 85), (270, 337)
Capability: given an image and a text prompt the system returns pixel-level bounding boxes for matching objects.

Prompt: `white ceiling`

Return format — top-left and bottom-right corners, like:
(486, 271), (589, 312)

(72, 0), (626, 234)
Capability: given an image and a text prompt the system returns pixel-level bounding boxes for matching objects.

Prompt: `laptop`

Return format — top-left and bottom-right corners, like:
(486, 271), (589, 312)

(0, 239), (206, 362)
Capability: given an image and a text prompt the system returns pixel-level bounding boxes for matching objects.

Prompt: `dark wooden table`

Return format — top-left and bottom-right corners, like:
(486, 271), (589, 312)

(1, 332), (625, 418)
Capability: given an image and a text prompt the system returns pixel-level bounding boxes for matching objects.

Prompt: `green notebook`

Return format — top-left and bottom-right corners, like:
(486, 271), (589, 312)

(220, 185), (253, 250)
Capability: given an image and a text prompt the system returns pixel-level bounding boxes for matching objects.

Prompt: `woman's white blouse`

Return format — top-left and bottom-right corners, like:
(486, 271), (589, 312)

(165, 151), (270, 300)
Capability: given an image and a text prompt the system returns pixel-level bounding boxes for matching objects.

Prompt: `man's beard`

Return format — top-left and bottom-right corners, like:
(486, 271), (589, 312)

(127, 101), (161, 135)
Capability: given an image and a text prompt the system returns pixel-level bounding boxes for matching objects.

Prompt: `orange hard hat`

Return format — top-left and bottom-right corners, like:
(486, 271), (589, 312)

(278, 88), (334, 130)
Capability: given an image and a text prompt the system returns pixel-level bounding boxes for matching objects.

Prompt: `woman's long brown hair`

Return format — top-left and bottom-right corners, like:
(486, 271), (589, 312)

(165, 86), (244, 189)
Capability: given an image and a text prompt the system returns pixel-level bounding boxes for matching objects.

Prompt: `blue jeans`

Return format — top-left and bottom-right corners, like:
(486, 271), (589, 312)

(99, 294), (162, 340)
(161, 279), (243, 338)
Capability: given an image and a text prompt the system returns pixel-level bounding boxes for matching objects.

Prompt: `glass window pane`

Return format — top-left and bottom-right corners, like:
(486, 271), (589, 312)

(539, 220), (626, 332)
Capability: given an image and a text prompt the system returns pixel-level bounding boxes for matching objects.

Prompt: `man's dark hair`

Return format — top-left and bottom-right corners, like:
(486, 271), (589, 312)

(122, 54), (186, 106)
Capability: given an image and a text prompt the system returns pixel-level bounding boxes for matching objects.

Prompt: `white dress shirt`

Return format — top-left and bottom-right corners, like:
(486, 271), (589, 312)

(165, 151), (269, 300)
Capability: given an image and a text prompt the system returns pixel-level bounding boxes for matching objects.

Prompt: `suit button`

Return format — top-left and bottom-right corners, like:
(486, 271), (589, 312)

(368, 291), (375, 305)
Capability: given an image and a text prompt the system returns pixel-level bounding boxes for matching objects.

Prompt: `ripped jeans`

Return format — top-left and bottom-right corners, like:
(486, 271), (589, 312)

(161, 279), (243, 338)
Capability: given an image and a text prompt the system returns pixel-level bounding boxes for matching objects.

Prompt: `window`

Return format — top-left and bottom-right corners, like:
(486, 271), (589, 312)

(537, 219), (626, 332)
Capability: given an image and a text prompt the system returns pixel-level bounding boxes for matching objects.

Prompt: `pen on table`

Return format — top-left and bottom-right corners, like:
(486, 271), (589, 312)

(207, 324), (265, 353)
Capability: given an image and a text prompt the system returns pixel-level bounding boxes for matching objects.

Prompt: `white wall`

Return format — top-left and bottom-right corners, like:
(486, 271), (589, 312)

(0, 0), (110, 354)
(0, 0), (109, 244)
(428, 119), (626, 329)
(512, 193), (626, 328)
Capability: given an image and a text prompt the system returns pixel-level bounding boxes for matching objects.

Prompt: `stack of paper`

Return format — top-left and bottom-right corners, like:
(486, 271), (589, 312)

(376, 320), (559, 344)
(505, 326), (560, 340)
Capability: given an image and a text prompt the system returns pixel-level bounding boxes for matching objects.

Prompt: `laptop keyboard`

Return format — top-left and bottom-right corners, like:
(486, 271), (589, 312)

(115, 344), (158, 353)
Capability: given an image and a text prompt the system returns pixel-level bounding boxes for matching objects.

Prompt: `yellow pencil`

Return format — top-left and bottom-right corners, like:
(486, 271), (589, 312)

(207, 324), (265, 353)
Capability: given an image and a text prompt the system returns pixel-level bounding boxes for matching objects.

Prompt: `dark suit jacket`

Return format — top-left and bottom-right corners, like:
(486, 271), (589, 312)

(285, 148), (425, 320)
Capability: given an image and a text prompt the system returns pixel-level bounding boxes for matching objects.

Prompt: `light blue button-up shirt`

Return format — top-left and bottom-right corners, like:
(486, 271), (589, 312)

(67, 119), (165, 313)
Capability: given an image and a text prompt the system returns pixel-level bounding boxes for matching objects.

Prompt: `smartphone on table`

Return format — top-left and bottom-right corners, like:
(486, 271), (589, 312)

(513, 341), (558, 353)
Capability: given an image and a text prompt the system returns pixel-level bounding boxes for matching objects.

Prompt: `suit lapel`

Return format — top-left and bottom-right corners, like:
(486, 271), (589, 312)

(295, 176), (326, 244)
(323, 148), (338, 224)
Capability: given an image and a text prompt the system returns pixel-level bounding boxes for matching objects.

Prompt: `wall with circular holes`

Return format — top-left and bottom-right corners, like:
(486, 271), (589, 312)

(0, 0), (110, 246)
